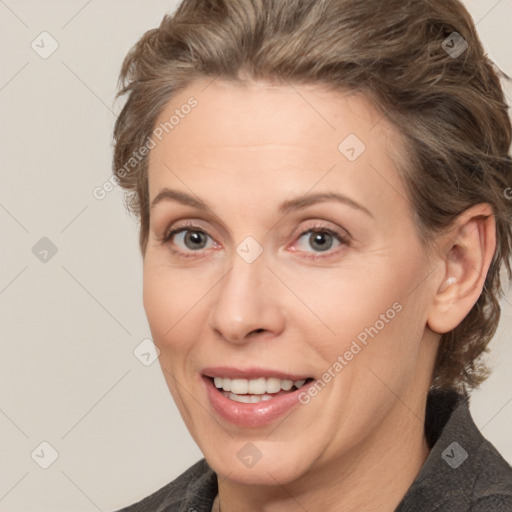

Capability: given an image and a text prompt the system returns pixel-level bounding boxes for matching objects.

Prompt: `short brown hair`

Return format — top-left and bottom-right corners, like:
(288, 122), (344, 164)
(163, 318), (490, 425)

(112, 0), (512, 392)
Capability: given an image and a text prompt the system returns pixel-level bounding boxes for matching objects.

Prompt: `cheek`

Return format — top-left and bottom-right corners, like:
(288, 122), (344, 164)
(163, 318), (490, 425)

(277, 265), (400, 342)
(328, 272), (430, 392)
(284, 254), (427, 366)
(143, 260), (196, 349)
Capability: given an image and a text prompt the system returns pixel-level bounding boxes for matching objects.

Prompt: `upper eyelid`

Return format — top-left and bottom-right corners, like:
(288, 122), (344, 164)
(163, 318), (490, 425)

(165, 219), (347, 238)
(296, 223), (348, 238)
(157, 205), (354, 237)
(163, 219), (215, 239)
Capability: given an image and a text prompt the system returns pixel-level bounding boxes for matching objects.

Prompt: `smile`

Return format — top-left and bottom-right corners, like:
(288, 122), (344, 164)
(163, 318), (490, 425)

(202, 368), (315, 427)
(213, 377), (310, 403)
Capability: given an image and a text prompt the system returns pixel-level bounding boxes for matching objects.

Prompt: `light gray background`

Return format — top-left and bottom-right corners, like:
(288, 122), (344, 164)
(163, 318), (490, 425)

(0, 1), (511, 511)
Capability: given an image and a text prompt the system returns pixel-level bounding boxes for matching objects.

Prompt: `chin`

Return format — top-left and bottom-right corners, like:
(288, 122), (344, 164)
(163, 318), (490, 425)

(203, 442), (313, 486)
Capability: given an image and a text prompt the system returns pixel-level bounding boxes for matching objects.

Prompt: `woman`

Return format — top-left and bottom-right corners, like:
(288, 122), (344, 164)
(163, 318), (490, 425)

(112, 0), (512, 510)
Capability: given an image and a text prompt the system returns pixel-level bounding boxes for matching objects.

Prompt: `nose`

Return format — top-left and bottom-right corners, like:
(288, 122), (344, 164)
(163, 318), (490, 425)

(208, 253), (285, 344)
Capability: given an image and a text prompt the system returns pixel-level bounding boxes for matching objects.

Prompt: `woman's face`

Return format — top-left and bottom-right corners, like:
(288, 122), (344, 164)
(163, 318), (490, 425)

(143, 79), (439, 485)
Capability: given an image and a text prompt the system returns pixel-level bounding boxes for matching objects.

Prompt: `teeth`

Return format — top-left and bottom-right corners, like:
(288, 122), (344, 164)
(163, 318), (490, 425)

(248, 377), (266, 394)
(266, 377), (281, 393)
(228, 392), (251, 403)
(231, 379), (248, 394)
(224, 391), (275, 403)
(213, 376), (307, 394)
(281, 380), (294, 391)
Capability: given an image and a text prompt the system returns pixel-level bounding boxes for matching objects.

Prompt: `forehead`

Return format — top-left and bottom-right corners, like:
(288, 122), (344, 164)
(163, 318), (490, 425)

(147, 79), (406, 212)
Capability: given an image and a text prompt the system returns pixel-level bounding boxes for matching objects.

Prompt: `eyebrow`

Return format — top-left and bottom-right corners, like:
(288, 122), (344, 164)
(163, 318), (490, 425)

(151, 188), (209, 211)
(279, 192), (373, 218)
(150, 187), (373, 218)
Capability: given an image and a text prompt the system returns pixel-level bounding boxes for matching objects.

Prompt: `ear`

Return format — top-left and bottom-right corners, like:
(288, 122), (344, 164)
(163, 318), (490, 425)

(427, 204), (496, 334)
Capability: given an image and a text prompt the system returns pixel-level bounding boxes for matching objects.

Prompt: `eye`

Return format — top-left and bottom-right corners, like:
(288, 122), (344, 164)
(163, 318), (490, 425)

(163, 227), (218, 253)
(160, 223), (348, 258)
(293, 226), (348, 255)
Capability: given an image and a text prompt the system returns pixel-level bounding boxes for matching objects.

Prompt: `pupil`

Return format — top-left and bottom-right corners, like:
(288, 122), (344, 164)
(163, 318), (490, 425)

(185, 230), (206, 249)
(310, 232), (332, 251)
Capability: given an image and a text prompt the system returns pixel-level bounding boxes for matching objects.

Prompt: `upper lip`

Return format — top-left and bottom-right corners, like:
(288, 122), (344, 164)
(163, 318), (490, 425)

(202, 366), (312, 381)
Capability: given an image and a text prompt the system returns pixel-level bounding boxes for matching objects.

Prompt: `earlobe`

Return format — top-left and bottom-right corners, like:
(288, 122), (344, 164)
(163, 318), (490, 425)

(427, 204), (496, 334)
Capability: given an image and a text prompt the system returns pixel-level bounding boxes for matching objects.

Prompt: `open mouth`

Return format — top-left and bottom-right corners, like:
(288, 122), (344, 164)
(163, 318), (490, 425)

(209, 376), (315, 403)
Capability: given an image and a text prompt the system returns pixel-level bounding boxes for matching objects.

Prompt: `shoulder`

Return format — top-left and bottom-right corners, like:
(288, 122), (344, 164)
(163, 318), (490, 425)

(397, 390), (512, 511)
(468, 495), (512, 512)
(114, 458), (217, 512)
(465, 434), (512, 510)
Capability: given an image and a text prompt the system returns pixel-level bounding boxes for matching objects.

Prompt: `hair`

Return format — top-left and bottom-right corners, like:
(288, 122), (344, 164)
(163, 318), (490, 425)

(112, 0), (512, 393)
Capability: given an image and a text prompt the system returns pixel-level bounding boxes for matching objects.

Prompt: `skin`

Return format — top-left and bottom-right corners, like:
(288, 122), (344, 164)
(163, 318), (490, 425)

(142, 79), (496, 511)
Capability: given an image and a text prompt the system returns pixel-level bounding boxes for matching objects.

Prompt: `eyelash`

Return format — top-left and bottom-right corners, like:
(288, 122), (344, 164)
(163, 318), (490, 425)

(160, 221), (350, 259)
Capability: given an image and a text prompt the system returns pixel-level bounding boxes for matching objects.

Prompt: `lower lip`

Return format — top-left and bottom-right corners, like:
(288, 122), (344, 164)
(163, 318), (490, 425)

(203, 376), (311, 428)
